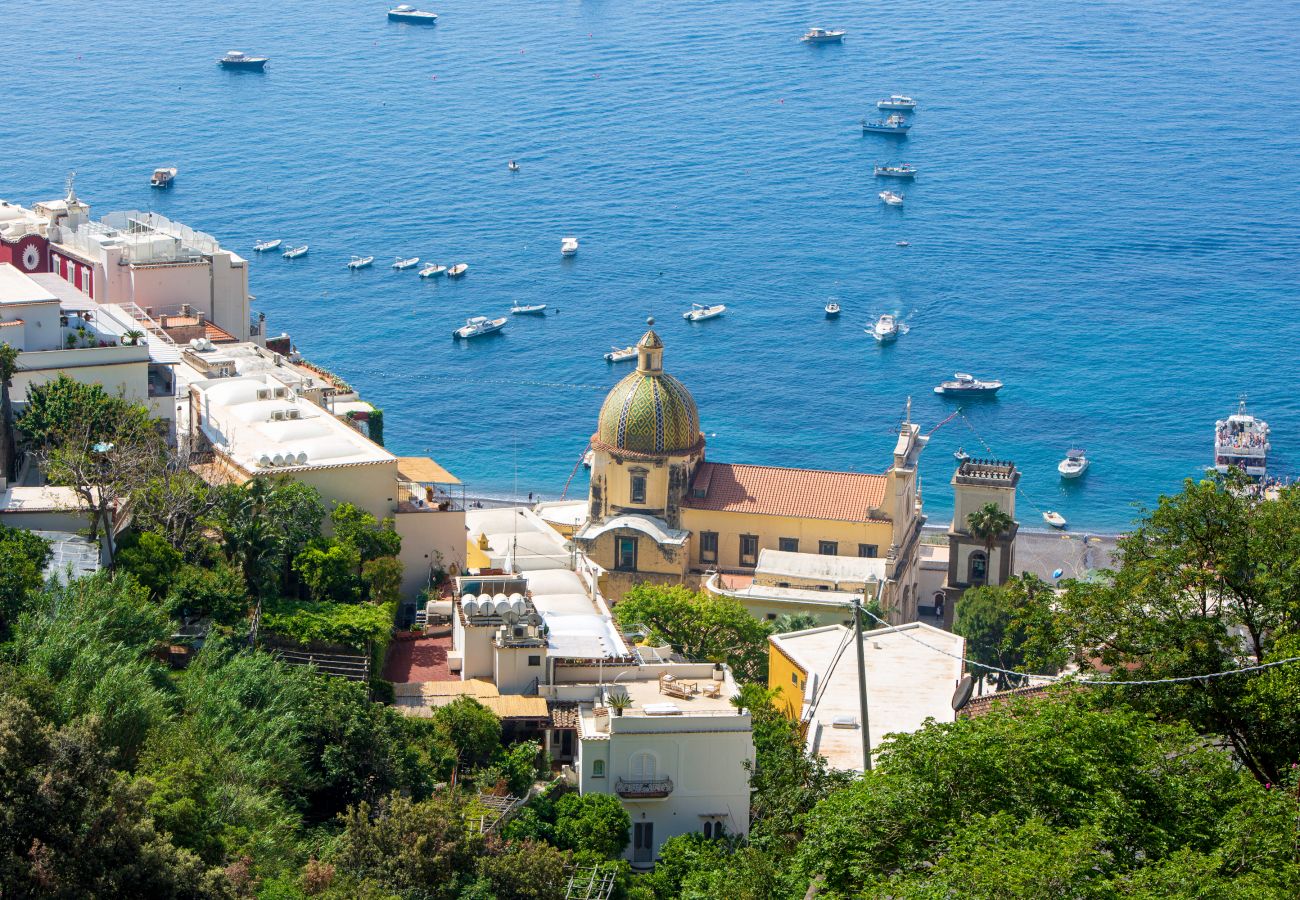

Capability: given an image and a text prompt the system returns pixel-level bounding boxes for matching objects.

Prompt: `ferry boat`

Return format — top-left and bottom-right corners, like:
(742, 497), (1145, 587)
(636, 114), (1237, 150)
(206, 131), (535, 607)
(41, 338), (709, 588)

(683, 303), (726, 322)
(877, 95), (917, 110)
(253, 239), (282, 252)
(453, 316), (506, 339)
(217, 50), (268, 70)
(388, 5), (438, 24)
(604, 345), (636, 363)
(825, 301), (841, 318)
(511, 303), (547, 315)
(862, 114), (911, 134)
(868, 313), (901, 343)
(392, 257), (420, 270)
(561, 236), (579, 257)
(874, 163), (917, 179)
(348, 255), (374, 270)
(802, 27), (847, 43)
(1214, 397), (1270, 479)
(934, 372), (1002, 396)
(150, 167), (177, 188)
(879, 190), (904, 206)
(1057, 449), (1090, 479)
(446, 263), (469, 278)
(1043, 510), (1068, 529)
(282, 245), (308, 259)
(419, 263), (446, 277)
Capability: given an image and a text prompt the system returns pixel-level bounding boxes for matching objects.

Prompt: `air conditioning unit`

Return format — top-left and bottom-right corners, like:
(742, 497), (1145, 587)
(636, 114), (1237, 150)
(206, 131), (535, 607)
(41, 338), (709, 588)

(831, 716), (859, 729)
(270, 410), (286, 422)
(255, 388), (271, 400)
(272, 387), (288, 399)
(285, 409), (301, 420)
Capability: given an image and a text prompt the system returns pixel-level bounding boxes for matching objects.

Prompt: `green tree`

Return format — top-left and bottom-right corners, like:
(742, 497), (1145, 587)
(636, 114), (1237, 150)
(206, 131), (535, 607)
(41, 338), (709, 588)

(0, 524), (50, 636)
(294, 539), (362, 603)
(770, 613), (819, 635)
(115, 530), (185, 600)
(966, 501), (1014, 563)
(432, 697), (501, 780)
(330, 502), (401, 563)
(474, 840), (572, 900)
(551, 793), (631, 858)
(953, 573), (1063, 690)
(131, 465), (222, 559)
(361, 556), (403, 605)
(0, 341), (17, 482)
(613, 584), (773, 682)
(217, 478), (324, 599)
(163, 563), (250, 624)
(16, 373), (133, 448)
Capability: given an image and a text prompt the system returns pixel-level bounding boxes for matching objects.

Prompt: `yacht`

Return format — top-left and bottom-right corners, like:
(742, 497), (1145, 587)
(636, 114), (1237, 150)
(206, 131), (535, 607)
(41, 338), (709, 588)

(934, 372), (1003, 396)
(684, 303), (726, 321)
(868, 313), (901, 343)
(348, 255), (375, 270)
(217, 50), (268, 70)
(282, 245), (308, 259)
(1214, 397), (1270, 479)
(877, 95), (917, 110)
(954, 448), (971, 463)
(802, 27), (846, 43)
(879, 190), (904, 206)
(150, 167), (177, 188)
(825, 301), (841, 318)
(392, 257), (420, 270)
(862, 113), (911, 134)
(604, 345), (636, 363)
(453, 315), (506, 339)
(561, 236), (579, 257)
(253, 239), (282, 253)
(1043, 510), (1068, 529)
(511, 303), (547, 315)
(388, 5), (438, 24)
(1058, 448), (1090, 479)
(446, 263), (469, 278)
(419, 263), (446, 278)
(874, 163), (917, 179)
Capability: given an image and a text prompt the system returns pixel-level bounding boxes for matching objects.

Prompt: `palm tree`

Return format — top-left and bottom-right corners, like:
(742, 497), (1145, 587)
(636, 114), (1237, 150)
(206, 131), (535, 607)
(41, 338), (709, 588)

(122, 329), (146, 347)
(966, 502), (1014, 583)
(0, 342), (18, 482)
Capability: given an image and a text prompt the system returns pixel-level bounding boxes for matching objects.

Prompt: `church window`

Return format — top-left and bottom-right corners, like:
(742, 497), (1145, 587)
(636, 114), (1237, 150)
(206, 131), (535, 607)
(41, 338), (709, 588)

(699, 531), (718, 564)
(859, 544), (878, 558)
(630, 473), (647, 504)
(616, 537), (638, 571)
(740, 535), (758, 566)
(969, 551), (988, 585)
(819, 540), (839, 556)
(779, 537), (799, 553)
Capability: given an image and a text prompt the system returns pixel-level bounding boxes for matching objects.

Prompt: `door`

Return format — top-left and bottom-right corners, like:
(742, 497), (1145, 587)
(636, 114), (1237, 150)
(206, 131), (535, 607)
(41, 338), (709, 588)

(560, 730), (574, 759)
(633, 821), (655, 864)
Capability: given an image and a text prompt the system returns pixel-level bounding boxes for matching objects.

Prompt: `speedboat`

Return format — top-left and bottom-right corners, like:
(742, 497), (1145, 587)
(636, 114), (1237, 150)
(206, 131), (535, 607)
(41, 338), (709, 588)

(934, 373), (1003, 396)
(348, 255), (375, 270)
(877, 95), (917, 110)
(684, 303), (726, 322)
(1214, 396), (1269, 480)
(282, 245), (308, 259)
(508, 160), (520, 172)
(388, 5), (438, 24)
(862, 114), (911, 134)
(453, 315), (506, 339)
(511, 303), (547, 315)
(217, 50), (268, 70)
(561, 236), (579, 257)
(253, 239), (282, 252)
(1043, 511), (1068, 529)
(954, 447), (971, 463)
(802, 27), (846, 43)
(419, 263), (446, 278)
(879, 190), (904, 206)
(392, 257), (420, 270)
(868, 313), (901, 343)
(874, 163), (917, 179)
(896, 240), (911, 247)
(604, 345), (636, 363)
(825, 301), (841, 318)
(446, 263), (469, 278)
(150, 167), (177, 188)
(1058, 449), (1089, 479)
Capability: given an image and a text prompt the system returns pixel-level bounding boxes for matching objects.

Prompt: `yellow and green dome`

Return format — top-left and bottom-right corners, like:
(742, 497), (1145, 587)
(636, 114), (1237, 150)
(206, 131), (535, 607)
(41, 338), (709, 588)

(594, 322), (701, 456)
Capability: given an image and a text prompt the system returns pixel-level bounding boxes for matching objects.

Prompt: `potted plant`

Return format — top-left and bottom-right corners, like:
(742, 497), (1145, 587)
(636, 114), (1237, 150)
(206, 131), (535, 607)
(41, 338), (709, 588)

(607, 692), (631, 717)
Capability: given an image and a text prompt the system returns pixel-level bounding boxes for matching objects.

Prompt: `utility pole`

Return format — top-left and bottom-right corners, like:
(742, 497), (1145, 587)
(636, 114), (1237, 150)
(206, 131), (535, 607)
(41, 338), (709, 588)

(852, 593), (871, 771)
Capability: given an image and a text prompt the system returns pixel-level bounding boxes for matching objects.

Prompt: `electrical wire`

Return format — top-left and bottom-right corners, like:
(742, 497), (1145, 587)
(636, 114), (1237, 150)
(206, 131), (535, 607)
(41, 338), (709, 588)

(801, 625), (856, 722)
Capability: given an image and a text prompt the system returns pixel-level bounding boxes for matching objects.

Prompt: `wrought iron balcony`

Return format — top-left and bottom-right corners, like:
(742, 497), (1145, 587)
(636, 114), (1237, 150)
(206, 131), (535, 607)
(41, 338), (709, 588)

(615, 777), (673, 799)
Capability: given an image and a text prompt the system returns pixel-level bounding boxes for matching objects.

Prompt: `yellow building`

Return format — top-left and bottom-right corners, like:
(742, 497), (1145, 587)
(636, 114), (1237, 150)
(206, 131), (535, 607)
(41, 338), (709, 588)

(574, 321), (928, 621)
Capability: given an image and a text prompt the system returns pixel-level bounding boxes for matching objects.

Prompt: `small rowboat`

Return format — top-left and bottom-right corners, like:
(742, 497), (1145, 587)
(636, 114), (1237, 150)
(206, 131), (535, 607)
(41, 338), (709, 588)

(1043, 511), (1068, 529)
(511, 303), (547, 315)
(446, 263), (469, 278)
(348, 255), (374, 269)
(392, 257), (420, 270)
(282, 245), (308, 259)
(419, 264), (446, 278)
(254, 239), (282, 252)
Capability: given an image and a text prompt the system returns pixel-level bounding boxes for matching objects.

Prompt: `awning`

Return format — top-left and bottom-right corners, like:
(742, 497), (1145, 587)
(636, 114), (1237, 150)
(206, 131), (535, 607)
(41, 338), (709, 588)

(398, 456), (461, 485)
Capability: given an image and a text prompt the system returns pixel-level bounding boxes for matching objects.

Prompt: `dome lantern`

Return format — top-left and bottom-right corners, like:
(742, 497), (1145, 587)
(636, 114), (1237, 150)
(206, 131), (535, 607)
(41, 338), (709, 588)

(637, 317), (664, 374)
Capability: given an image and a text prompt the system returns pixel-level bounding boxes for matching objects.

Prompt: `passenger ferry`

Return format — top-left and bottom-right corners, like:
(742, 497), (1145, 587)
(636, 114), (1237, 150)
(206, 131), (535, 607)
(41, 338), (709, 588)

(1214, 397), (1270, 479)
(862, 113), (911, 134)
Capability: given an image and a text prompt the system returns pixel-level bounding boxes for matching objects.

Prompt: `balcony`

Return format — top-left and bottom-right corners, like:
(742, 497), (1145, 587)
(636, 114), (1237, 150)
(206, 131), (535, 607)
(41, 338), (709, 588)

(615, 777), (673, 799)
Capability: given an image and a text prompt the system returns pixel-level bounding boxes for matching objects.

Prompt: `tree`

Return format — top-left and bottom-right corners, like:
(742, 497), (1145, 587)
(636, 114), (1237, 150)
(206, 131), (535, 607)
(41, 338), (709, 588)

(966, 501), (1014, 561)
(474, 840), (572, 900)
(330, 502), (401, 563)
(0, 524), (50, 636)
(131, 464), (223, 560)
(163, 563), (250, 624)
(770, 613), (819, 635)
(953, 574), (1064, 690)
(216, 478), (324, 599)
(432, 697), (501, 780)
(613, 584), (773, 682)
(115, 531), (185, 600)
(361, 556), (403, 605)
(294, 539), (362, 603)
(0, 341), (17, 482)
(551, 793), (631, 858)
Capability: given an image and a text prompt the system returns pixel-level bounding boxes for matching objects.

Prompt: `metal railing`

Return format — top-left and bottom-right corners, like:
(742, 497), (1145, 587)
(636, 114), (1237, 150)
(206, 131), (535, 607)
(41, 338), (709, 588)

(615, 777), (673, 798)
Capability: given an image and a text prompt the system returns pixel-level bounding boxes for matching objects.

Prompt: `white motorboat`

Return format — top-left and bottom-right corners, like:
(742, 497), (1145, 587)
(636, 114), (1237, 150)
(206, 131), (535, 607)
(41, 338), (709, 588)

(1214, 396), (1269, 480)
(877, 94), (917, 110)
(868, 313), (901, 343)
(392, 257), (420, 270)
(348, 255), (374, 270)
(825, 302), (841, 318)
(1058, 448), (1090, 479)
(282, 245), (308, 259)
(874, 163), (917, 179)
(561, 236), (579, 256)
(802, 27), (846, 43)
(388, 5), (438, 24)
(604, 345), (636, 363)
(511, 303), (547, 315)
(217, 50), (268, 70)
(954, 448), (971, 463)
(862, 113), (911, 134)
(150, 167), (177, 188)
(1043, 510), (1068, 529)
(253, 239), (282, 252)
(934, 373), (1003, 396)
(452, 315), (506, 339)
(683, 303), (726, 322)
(419, 263), (446, 278)
(896, 240), (911, 247)
(879, 190), (904, 206)
(446, 263), (469, 278)
(508, 160), (520, 172)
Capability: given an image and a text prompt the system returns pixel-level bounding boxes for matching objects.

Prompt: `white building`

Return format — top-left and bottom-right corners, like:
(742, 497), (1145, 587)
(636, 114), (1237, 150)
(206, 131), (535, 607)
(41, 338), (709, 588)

(705, 548), (887, 625)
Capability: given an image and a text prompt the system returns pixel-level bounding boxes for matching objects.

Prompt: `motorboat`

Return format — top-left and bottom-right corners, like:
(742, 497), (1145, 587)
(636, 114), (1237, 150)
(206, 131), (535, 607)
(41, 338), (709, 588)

(561, 236), (579, 256)
(508, 160), (520, 172)
(217, 50), (268, 70)
(683, 303), (726, 322)
(934, 372), (1003, 396)
(511, 303), (547, 315)
(1214, 396), (1269, 479)
(253, 239), (282, 252)
(825, 301), (841, 318)
(874, 163), (917, 179)
(879, 190), (904, 206)
(388, 5), (438, 24)
(954, 448), (971, 463)
(282, 245), (308, 259)
(150, 167), (177, 188)
(419, 263), (447, 278)
(868, 313), (901, 343)
(604, 345), (636, 363)
(452, 315), (506, 339)
(862, 113), (911, 134)
(348, 255), (375, 270)
(1043, 511), (1068, 529)
(1058, 448), (1090, 479)
(392, 257), (420, 270)
(896, 240), (911, 247)
(802, 27), (846, 43)
(877, 95), (917, 110)
(446, 263), (469, 278)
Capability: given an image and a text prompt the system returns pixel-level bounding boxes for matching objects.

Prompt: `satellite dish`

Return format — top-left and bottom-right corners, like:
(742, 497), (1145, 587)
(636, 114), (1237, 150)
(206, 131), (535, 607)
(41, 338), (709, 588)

(951, 675), (975, 711)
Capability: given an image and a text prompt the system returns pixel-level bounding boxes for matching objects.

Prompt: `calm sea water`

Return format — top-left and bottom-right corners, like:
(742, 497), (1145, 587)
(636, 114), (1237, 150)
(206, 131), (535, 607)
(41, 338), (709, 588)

(4, 0), (1299, 531)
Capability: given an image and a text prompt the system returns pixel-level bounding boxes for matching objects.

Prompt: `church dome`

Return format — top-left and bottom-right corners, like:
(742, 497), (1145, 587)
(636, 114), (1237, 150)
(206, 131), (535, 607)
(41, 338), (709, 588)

(594, 321), (701, 456)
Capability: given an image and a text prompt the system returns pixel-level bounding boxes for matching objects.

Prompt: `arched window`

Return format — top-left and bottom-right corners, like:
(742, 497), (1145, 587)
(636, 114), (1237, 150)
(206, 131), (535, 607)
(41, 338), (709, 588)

(969, 551), (988, 585)
(630, 751), (658, 782)
(592, 759), (605, 778)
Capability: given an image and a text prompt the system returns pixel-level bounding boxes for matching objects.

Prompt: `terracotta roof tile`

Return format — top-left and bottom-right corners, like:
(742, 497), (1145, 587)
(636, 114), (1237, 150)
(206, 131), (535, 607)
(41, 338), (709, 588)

(684, 461), (889, 523)
(0, 319), (24, 328)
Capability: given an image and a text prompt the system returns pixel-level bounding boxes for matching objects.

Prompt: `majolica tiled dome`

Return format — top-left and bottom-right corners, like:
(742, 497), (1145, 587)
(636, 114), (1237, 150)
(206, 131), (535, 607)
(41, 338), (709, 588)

(595, 321), (701, 456)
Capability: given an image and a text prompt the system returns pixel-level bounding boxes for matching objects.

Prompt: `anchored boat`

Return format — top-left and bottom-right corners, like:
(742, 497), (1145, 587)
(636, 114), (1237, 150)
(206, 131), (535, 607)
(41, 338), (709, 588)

(392, 257), (420, 270)
(862, 113), (911, 134)
(874, 163), (917, 179)
(453, 316), (506, 339)
(150, 167), (177, 188)
(683, 303), (726, 322)
(1058, 448), (1090, 479)
(561, 236), (579, 257)
(282, 245), (308, 259)
(1043, 510), (1068, 529)
(934, 373), (1003, 396)
(877, 95), (917, 110)
(217, 50), (268, 70)
(419, 263), (446, 278)
(388, 5), (438, 24)
(511, 303), (547, 315)
(348, 255), (374, 270)
(1214, 396), (1269, 479)
(446, 263), (469, 278)
(802, 27), (847, 43)
(604, 345), (636, 363)
(825, 301), (841, 318)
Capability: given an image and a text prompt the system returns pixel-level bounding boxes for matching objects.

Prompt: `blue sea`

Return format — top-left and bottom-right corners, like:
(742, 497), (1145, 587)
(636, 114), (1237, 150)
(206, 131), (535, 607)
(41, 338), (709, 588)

(4, 0), (1299, 532)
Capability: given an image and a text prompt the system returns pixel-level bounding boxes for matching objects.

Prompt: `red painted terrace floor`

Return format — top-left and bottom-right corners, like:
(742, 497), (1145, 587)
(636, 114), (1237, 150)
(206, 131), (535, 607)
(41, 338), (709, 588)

(383, 633), (452, 683)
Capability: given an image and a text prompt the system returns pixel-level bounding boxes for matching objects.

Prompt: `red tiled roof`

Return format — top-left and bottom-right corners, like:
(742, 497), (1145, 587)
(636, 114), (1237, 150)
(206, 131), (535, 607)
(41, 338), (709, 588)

(684, 461), (889, 522)
(0, 319), (24, 328)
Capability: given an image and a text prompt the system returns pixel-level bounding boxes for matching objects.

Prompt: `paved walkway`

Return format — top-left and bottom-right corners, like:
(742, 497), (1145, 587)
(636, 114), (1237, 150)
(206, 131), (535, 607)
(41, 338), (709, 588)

(383, 634), (452, 683)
